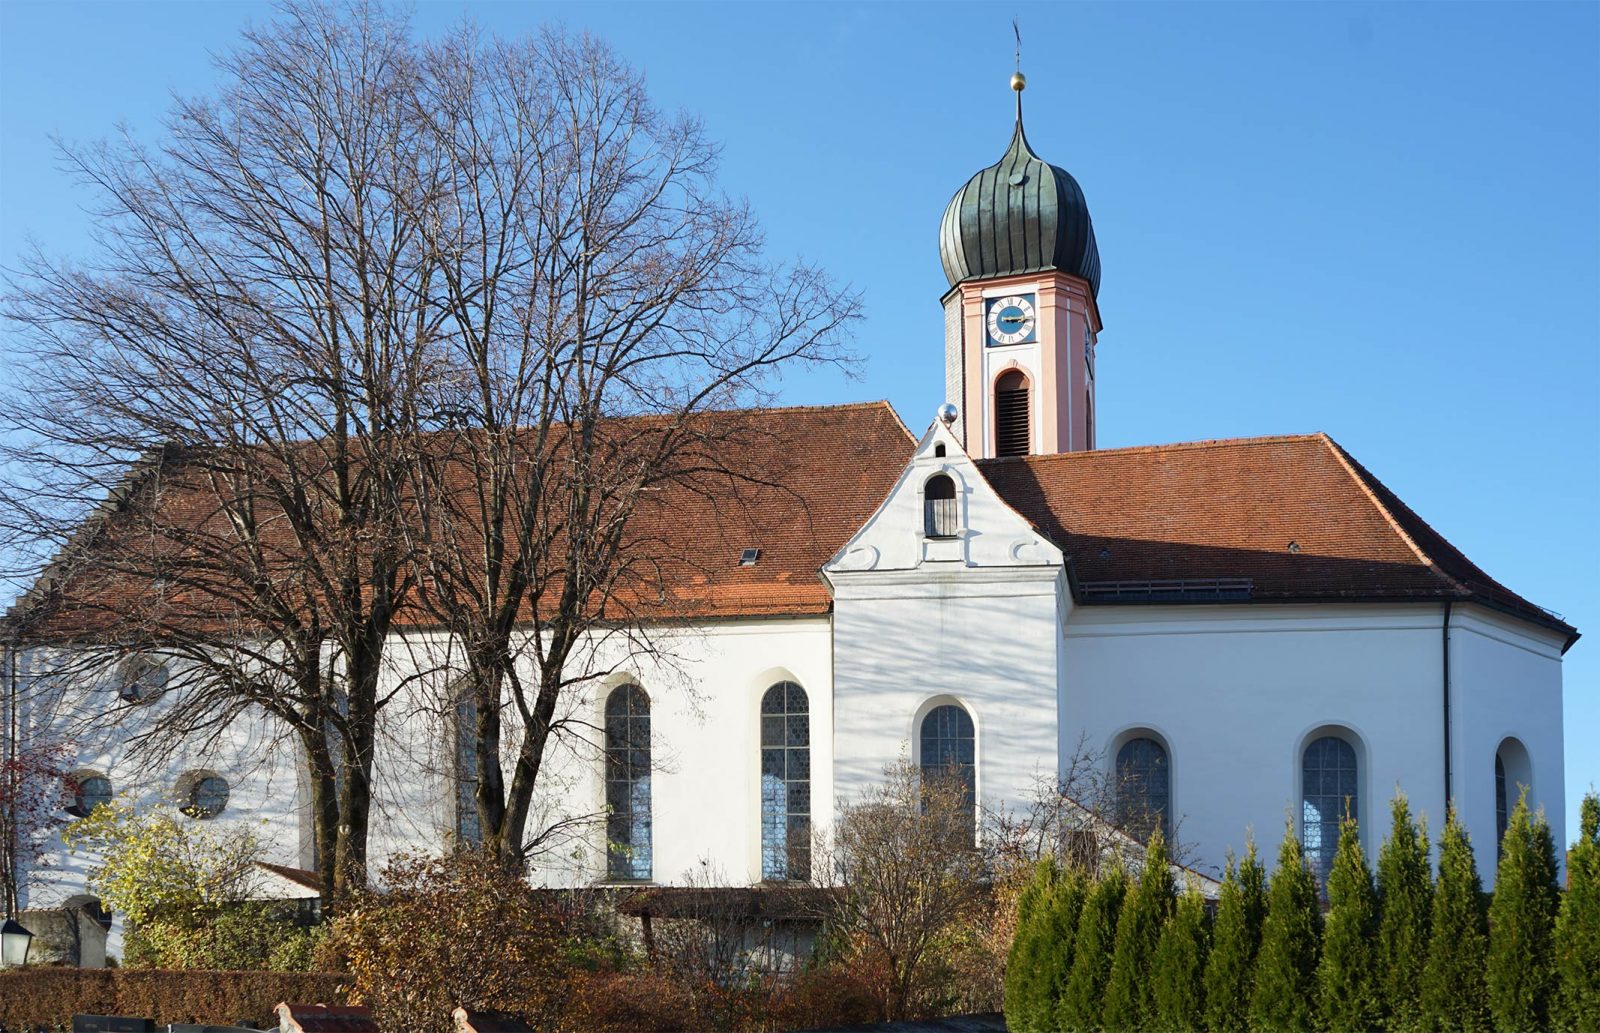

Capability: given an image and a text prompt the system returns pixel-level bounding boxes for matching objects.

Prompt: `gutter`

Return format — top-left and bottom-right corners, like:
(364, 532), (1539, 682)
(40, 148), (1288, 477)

(1443, 600), (1454, 805)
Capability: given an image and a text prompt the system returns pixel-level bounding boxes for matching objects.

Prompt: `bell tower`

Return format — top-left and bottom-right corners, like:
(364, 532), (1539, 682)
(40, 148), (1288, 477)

(938, 72), (1102, 459)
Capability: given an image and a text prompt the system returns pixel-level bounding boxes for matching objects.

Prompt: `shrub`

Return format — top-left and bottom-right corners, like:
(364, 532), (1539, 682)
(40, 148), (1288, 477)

(1486, 791), (1560, 1032)
(0, 968), (349, 1031)
(1555, 791), (1600, 1032)
(1376, 792), (1431, 1032)
(1203, 839), (1266, 1033)
(1318, 814), (1381, 1032)
(1419, 806), (1489, 1032)
(1034, 864), (1089, 1029)
(1056, 860), (1127, 1032)
(1150, 881), (1209, 1032)
(1102, 828), (1175, 1031)
(323, 850), (572, 1033)
(1002, 858), (1058, 1031)
(1249, 822), (1322, 1033)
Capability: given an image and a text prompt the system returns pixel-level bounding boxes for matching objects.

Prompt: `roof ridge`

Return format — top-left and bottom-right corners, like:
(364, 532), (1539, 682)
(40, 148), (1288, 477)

(976, 432), (1328, 464)
(1314, 433), (1467, 596)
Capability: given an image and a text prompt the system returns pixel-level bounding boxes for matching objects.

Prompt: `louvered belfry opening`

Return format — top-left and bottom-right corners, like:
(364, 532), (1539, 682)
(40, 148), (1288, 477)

(994, 370), (1031, 457)
(923, 474), (958, 538)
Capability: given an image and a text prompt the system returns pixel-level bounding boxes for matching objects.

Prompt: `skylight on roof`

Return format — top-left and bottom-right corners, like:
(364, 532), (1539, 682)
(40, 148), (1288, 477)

(739, 548), (761, 567)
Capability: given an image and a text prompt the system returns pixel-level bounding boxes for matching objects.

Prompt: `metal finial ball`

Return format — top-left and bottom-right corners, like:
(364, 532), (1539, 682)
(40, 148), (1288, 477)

(937, 403), (959, 427)
(1011, 72), (1027, 92)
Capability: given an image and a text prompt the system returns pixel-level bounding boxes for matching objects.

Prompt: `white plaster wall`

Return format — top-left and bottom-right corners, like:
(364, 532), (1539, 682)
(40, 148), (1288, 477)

(361, 618), (837, 889)
(826, 417), (1066, 815)
(12, 647), (308, 958)
(1063, 604), (1452, 879)
(1448, 603), (1567, 882)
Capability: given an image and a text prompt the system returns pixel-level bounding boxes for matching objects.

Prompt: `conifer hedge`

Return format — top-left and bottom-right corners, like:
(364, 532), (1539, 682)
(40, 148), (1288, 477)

(1000, 789), (1600, 1033)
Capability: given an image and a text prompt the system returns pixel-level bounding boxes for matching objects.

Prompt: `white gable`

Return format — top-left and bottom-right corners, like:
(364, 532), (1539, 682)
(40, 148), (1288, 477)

(823, 416), (1063, 578)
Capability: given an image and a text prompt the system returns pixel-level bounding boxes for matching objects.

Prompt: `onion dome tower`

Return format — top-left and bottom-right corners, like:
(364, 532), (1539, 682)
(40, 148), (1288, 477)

(939, 72), (1103, 458)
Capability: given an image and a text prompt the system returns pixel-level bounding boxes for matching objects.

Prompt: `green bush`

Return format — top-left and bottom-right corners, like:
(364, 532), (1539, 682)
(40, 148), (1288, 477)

(1102, 828), (1175, 1031)
(1487, 791), (1560, 1032)
(1056, 861), (1128, 1032)
(1555, 791), (1600, 1032)
(1249, 823), (1322, 1033)
(1419, 807), (1490, 1032)
(1151, 882), (1209, 1032)
(1202, 839), (1266, 1033)
(1376, 793), (1431, 1032)
(1318, 814), (1381, 1032)
(1002, 858), (1059, 1031)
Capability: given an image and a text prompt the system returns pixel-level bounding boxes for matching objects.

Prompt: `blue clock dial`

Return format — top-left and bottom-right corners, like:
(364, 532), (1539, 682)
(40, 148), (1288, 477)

(986, 293), (1037, 346)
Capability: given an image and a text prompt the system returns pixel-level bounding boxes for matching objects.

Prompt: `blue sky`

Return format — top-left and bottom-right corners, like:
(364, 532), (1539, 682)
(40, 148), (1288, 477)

(2, 1), (1596, 837)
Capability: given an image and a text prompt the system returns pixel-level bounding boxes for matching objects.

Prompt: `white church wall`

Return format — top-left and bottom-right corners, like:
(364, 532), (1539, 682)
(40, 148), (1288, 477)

(1447, 603), (1567, 882)
(12, 645), (308, 959)
(1062, 603), (1452, 879)
(826, 417), (1068, 816)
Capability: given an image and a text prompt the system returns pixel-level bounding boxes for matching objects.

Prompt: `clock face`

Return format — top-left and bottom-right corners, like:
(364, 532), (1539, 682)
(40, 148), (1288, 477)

(986, 294), (1037, 346)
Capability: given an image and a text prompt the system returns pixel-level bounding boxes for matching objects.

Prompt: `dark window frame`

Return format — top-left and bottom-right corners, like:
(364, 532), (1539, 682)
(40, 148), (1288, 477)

(604, 683), (653, 880)
(760, 681), (811, 882)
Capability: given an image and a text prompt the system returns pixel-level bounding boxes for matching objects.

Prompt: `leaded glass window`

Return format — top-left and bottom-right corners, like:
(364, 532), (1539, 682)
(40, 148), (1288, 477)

(920, 704), (976, 829)
(69, 774), (112, 817)
(1115, 737), (1170, 841)
(605, 684), (652, 880)
(182, 775), (230, 819)
(761, 681), (810, 881)
(1495, 751), (1508, 859)
(1302, 735), (1358, 891)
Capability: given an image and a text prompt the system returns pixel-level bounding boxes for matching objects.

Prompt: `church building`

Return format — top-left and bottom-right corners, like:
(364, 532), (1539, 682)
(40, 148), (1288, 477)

(3, 74), (1575, 952)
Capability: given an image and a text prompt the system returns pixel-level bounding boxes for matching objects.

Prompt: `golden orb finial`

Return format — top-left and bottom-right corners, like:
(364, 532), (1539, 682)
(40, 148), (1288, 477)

(1011, 71), (1027, 92)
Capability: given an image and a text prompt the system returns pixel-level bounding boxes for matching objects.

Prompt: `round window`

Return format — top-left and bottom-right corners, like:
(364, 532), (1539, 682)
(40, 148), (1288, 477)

(120, 660), (169, 702)
(68, 774), (113, 817)
(181, 774), (230, 819)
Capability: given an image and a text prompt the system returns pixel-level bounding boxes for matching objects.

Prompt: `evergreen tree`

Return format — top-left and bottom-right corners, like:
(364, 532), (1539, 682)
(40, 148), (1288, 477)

(1058, 862), (1129, 1033)
(1487, 792), (1561, 1032)
(1249, 823), (1322, 1033)
(1103, 829), (1177, 1031)
(1203, 839), (1267, 1033)
(1318, 814), (1381, 1032)
(1555, 791), (1600, 1033)
(1035, 865), (1090, 1030)
(1152, 882), (1210, 1033)
(1376, 792), (1432, 1032)
(1419, 806), (1489, 1033)
(1004, 858), (1059, 1031)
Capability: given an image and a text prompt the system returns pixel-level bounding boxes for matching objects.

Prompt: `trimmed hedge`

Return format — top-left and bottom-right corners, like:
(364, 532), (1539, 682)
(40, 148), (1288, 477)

(0, 969), (350, 1032)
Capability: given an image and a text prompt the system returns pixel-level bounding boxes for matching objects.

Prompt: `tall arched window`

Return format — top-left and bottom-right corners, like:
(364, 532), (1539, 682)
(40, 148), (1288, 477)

(604, 684), (652, 880)
(924, 474), (958, 538)
(1495, 738), (1532, 860)
(761, 681), (810, 881)
(994, 370), (1030, 457)
(920, 704), (976, 829)
(1302, 734), (1358, 890)
(1115, 737), (1170, 841)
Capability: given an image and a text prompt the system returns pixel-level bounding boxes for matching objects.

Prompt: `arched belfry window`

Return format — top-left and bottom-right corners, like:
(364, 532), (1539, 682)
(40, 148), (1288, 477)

(604, 684), (652, 880)
(1301, 734), (1359, 891)
(1114, 736), (1170, 841)
(994, 370), (1031, 457)
(924, 474), (958, 538)
(920, 704), (976, 830)
(761, 681), (810, 881)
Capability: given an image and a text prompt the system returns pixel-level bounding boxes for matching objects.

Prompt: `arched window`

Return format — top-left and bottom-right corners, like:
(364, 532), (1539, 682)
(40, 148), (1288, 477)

(920, 704), (976, 829)
(1115, 737), (1170, 841)
(1495, 738), (1531, 859)
(604, 684), (652, 880)
(924, 474), (958, 538)
(994, 370), (1030, 457)
(761, 681), (810, 881)
(1301, 735), (1359, 890)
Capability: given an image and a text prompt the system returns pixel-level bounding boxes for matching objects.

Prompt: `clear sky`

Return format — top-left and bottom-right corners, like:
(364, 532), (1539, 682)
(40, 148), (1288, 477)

(2, 1), (1596, 838)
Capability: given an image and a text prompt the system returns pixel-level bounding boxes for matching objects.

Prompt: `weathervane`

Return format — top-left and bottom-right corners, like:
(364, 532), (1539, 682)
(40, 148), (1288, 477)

(1011, 18), (1026, 115)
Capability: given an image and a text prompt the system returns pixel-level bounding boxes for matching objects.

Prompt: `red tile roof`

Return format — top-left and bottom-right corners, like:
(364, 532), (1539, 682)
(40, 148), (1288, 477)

(977, 433), (1575, 646)
(7, 412), (1571, 648)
